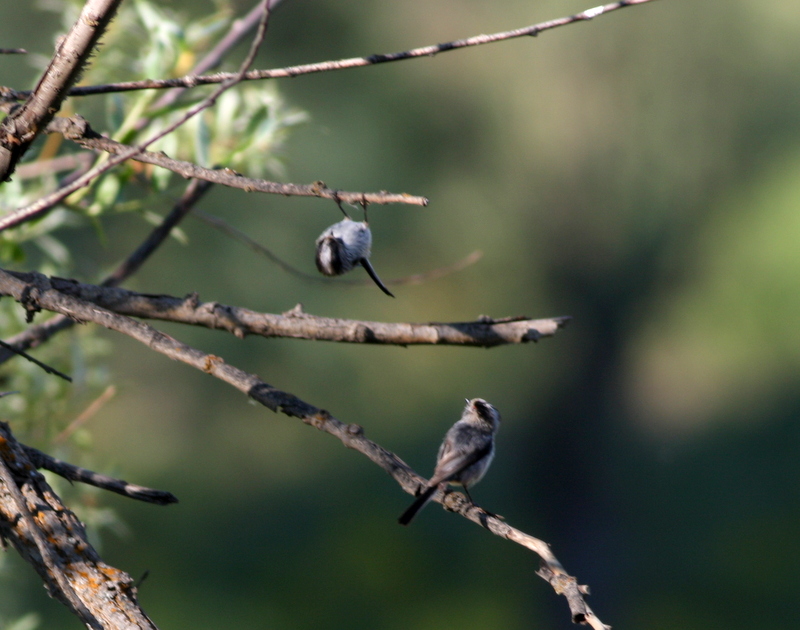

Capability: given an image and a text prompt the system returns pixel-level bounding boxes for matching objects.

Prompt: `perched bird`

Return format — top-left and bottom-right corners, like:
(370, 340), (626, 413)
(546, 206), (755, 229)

(399, 398), (501, 525)
(315, 207), (394, 297)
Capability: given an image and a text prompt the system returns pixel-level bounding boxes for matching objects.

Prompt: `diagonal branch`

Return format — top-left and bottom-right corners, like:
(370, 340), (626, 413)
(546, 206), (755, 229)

(0, 338), (72, 381)
(102, 179), (214, 287)
(0, 176), (215, 367)
(141, 0), (288, 127)
(0, 0), (123, 179)
(45, 0), (659, 99)
(0, 436), (97, 627)
(0, 268), (605, 629)
(22, 444), (178, 505)
(0, 422), (159, 628)
(41, 115), (428, 207)
(0, 0), (274, 235)
(55, 384), (117, 443)
(10, 273), (570, 346)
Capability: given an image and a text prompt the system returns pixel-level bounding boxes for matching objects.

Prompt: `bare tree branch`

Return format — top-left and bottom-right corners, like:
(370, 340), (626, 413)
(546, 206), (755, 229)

(102, 180), (214, 287)
(0, 48), (27, 55)
(22, 444), (178, 505)
(5, 272), (570, 346)
(0, 422), (159, 629)
(141, 0), (287, 127)
(41, 0), (659, 99)
(0, 269), (603, 629)
(0, 339), (72, 381)
(0, 436), (97, 627)
(39, 116), (428, 208)
(0, 0), (123, 179)
(0, 175), (215, 367)
(0, 0), (274, 235)
(536, 564), (604, 627)
(54, 384), (117, 443)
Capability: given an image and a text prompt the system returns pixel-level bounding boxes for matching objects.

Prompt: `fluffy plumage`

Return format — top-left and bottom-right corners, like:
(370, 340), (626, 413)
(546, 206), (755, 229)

(315, 218), (394, 297)
(399, 398), (501, 525)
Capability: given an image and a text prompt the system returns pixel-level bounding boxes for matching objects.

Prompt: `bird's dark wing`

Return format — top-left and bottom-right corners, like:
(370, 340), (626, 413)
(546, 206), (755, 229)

(429, 424), (492, 486)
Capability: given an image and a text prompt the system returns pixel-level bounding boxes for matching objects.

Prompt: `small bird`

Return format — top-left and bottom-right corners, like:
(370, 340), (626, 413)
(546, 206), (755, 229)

(315, 203), (394, 297)
(398, 398), (501, 525)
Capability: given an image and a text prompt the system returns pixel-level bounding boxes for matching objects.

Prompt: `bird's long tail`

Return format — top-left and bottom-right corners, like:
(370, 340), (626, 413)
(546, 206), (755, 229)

(398, 485), (437, 525)
(361, 258), (395, 297)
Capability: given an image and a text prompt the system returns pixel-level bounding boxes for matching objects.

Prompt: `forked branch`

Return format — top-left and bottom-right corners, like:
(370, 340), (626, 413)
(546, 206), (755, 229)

(0, 268), (605, 629)
(0, 0), (123, 179)
(0, 422), (159, 629)
(0, 0), (274, 234)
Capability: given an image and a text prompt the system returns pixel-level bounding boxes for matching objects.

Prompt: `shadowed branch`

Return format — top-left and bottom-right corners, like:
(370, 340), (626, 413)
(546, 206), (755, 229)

(23, 444), (178, 505)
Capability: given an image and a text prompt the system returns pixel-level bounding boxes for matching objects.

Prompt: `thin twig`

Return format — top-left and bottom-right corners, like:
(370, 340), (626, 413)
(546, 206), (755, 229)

(23, 444), (177, 505)
(53, 384), (117, 444)
(194, 209), (476, 286)
(0, 0), (273, 235)
(0, 268), (603, 629)
(0, 48), (27, 55)
(0, 176), (216, 367)
(0, 317), (74, 366)
(47, 0), (659, 99)
(141, 0), (287, 126)
(39, 116), (427, 208)
(103, 180), (214, 287)
(194, 208), (317, 279)
(390, 250), (484, 287)
(0, 339), (72, 382)
(13, 152), (93, 180)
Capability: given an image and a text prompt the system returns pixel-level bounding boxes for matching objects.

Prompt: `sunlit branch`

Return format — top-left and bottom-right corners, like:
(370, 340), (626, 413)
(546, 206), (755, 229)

(0, 0), (274, 235)
(0, 422), (160, 627)
(33, 0), (659, 99)
(0, 0), (123, 180)
(42, 116), (428, 207)
(0, 268), (605, 630)
(4, 271), (570, 346)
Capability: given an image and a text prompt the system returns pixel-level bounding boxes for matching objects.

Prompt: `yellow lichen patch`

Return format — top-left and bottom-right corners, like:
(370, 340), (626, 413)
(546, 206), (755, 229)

(202, 355), (222, 373)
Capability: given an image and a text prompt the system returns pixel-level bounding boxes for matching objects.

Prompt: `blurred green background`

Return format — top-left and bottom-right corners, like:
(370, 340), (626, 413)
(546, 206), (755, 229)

(2, 0), (800, 628)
